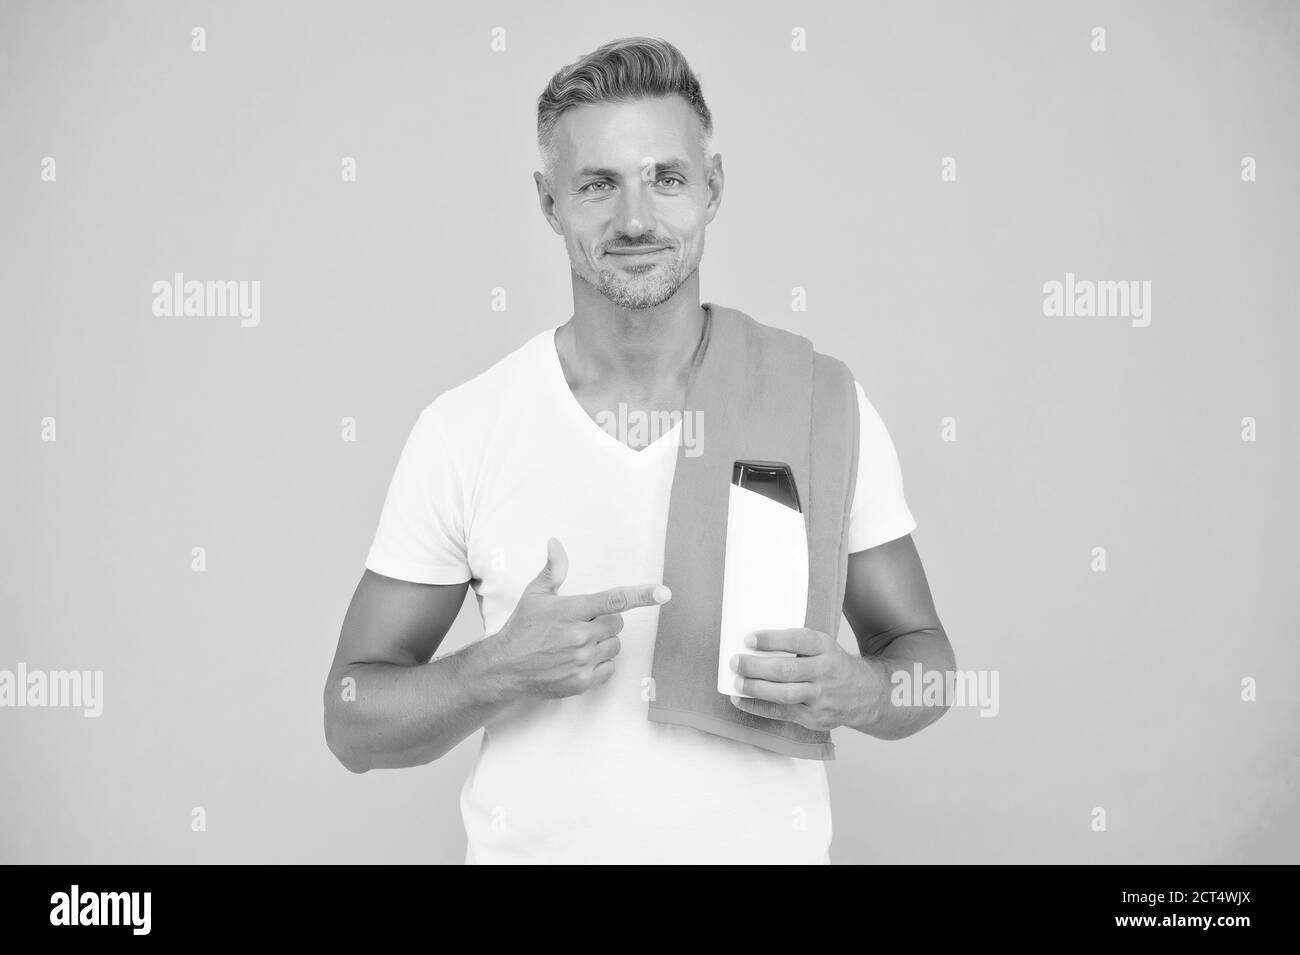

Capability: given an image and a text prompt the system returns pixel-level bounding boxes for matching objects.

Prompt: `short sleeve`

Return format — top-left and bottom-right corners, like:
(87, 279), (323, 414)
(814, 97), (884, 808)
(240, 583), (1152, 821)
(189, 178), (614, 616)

(364, 402), (472, 584)
(845, 380), (917, 553)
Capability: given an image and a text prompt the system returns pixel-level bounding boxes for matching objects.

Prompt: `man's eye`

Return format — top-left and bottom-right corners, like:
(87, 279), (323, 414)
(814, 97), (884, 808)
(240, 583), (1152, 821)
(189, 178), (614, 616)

(658, 176), (684, 187)
(581, 181), (611, 193)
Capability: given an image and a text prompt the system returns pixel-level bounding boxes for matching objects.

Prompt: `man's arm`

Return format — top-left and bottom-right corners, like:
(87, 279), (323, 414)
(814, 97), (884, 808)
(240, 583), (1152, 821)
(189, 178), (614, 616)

(729, 533), (955, 741)
(839, 534), (956, 740)
(322, 570), (505, 773)
(323, 540), (671, 773)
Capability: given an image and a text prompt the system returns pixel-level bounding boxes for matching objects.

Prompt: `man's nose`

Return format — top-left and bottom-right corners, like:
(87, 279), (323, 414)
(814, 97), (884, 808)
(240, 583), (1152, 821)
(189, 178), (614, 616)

(615, 182), (656, 237)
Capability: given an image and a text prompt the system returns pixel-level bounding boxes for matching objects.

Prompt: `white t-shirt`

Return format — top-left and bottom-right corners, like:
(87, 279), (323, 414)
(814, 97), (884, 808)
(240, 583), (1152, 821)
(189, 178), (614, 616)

(364, 322), (917, 864)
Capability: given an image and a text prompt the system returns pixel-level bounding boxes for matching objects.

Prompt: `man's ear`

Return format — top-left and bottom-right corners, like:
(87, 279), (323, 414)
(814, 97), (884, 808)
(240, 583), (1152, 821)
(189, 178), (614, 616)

(534, 171), (564, 236)
(704, 152), (724, 226)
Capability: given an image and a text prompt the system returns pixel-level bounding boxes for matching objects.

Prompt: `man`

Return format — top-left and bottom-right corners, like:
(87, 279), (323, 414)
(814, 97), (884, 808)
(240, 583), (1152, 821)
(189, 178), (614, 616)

(323, 36), (954, 864)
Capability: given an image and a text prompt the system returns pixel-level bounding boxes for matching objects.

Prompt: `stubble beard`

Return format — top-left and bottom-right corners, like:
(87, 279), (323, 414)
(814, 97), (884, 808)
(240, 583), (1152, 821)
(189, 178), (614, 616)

(578, 246), (698, 310)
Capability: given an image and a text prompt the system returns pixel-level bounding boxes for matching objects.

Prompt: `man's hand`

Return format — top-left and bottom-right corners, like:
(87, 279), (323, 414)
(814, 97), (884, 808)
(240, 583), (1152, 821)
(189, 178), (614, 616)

(727, 628), (886, 732)
(478, 537), (672, 701)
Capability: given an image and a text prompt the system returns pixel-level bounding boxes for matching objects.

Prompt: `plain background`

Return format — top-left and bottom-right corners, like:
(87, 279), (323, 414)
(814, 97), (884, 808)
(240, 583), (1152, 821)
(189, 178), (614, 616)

(2, 0), (1296, 863)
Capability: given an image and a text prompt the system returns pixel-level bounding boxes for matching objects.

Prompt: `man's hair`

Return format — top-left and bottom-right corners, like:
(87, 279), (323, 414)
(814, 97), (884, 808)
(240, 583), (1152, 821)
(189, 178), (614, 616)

(536, 36), (713, 189)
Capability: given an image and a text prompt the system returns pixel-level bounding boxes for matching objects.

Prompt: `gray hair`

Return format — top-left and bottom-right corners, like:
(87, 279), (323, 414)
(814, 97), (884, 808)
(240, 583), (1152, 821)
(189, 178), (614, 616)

(537, 36), (713, 189)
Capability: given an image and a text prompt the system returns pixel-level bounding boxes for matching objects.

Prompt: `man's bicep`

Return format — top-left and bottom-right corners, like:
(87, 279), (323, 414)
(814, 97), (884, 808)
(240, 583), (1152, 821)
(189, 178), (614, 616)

(842, 535), (943, 657)
(844, 381), (917, 554)
(364, 402), (473, 586)
(331, 570), (469, 672)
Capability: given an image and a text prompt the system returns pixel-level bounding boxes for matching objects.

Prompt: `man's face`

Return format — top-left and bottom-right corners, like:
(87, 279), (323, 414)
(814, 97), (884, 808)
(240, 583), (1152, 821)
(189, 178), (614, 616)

(540, 95), (720, 310)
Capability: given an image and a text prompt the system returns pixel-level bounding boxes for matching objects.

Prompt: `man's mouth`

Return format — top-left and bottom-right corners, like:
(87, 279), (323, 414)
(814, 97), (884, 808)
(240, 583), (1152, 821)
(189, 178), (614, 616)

(605, 246), (669, 256)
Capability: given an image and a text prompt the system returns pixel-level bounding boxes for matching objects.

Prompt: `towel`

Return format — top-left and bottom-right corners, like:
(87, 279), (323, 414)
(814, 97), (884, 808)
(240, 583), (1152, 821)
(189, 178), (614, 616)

(647, 302), (860, 760)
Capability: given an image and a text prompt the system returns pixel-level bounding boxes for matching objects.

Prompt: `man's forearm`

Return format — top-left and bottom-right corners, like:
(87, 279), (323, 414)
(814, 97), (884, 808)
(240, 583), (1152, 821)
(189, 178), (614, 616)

(323, 637), (512, 772)
(846, 628), (956, 741)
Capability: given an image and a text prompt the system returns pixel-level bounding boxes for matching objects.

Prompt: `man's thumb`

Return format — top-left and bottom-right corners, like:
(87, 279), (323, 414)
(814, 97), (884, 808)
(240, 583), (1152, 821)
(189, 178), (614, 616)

(526, 537), (568, 595)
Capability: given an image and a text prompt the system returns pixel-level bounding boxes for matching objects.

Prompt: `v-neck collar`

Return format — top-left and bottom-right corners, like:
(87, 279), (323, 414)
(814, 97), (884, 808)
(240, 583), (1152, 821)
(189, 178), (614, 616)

(542, 323), (685, 459)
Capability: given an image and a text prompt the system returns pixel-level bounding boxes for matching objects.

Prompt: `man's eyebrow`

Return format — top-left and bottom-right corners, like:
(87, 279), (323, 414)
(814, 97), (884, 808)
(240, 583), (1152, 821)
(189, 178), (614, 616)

(572, 165), (621, 180)
(571, 158), (690, 180)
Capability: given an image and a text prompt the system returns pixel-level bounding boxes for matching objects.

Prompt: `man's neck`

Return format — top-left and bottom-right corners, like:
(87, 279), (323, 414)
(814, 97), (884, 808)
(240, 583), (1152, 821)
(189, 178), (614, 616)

(558, 275), (708, 393)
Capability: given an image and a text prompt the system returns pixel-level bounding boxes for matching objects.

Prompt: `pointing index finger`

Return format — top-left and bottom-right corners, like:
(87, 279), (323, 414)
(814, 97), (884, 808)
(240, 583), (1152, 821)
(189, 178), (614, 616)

(565, 584), (672, 620)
